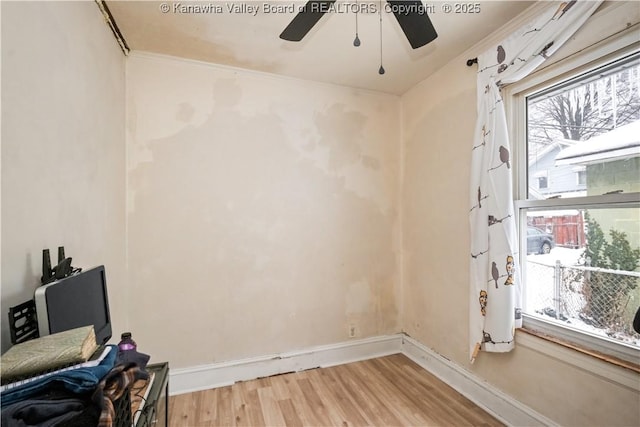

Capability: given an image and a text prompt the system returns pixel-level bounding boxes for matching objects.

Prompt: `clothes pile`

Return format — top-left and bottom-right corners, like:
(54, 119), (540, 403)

(1, 345), (148, 427)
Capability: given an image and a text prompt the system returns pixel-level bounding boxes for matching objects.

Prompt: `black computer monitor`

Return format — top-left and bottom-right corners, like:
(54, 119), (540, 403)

(34, 265), (112, 344)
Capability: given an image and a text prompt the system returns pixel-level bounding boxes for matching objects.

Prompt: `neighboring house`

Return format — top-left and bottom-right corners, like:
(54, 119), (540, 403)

(555, 120), (640, 195)
(528, 121), (640, 249)
(528, 140), (586, 248)
(556, 120), (640, 249)
(528, 140), (586, 199)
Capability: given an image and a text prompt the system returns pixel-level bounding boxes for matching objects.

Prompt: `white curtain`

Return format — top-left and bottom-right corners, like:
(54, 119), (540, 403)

(469, 0), (602, 361)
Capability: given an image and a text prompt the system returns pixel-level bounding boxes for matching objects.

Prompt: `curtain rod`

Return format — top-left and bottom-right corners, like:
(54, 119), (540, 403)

(466, 58), (478, 66)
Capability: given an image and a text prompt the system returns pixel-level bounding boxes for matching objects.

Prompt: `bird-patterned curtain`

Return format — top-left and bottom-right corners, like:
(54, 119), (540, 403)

(469, 0), (602, 362)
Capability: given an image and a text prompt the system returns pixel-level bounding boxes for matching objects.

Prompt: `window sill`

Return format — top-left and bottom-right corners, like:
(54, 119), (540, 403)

(517, 326), (640, 391)
(516, 329), (640, 392)
(521, 314), (640, 364)
(518, 327), (639, 374)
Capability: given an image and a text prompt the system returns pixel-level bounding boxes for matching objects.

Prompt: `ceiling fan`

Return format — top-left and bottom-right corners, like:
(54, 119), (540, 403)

(279, 0), (437, 49)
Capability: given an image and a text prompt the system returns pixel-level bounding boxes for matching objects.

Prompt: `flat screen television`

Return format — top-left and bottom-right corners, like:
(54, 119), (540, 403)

(34, 265), (112, 345)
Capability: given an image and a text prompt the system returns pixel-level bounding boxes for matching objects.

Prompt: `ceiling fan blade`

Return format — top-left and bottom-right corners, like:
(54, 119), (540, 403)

(387, 0), (437, 49)
(279, 0), (337, 41)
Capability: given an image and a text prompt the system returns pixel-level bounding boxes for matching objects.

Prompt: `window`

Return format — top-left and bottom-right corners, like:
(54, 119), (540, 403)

(575, 168), (587, 186)
(537, 176), (548, 189)
(512, 49), (640, 362)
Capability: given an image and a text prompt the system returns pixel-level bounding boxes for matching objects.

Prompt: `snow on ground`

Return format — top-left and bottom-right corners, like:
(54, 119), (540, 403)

(528, 246), (584, 266)
(524, 247), (640, 347)
(524, 247), (583, 314)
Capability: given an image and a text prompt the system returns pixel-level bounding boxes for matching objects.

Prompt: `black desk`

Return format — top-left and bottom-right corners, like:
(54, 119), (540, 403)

(130, 362), (169, 427)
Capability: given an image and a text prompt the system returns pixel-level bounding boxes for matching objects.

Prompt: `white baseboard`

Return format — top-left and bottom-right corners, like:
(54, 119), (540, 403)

(169, 333), (554, 426)
(169, 335), (402, 395)
(401, 335), (557, 427)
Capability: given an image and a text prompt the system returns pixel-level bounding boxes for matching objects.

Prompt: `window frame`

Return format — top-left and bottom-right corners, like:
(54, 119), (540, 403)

(505, 39), (640, 365)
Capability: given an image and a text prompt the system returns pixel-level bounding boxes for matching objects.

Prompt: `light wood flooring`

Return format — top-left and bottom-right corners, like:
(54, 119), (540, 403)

(168, 353), (503, 426)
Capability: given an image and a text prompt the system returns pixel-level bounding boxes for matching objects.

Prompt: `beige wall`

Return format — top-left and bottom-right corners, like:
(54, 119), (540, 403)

(401, 2), (640, 426)
(0, 1), (126, 351)
(126, 54), (401, 367)
(2, 1), (638, 424)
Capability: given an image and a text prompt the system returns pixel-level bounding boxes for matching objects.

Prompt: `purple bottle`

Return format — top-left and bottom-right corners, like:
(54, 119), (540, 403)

(118, 332), (137, 352)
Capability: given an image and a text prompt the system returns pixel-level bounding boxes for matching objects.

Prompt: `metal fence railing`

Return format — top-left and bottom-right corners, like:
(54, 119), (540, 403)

(526, 260), (640, 345)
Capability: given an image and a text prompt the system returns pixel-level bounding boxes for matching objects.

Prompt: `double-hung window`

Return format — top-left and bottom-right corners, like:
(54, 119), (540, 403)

(510, 47), (640, 363)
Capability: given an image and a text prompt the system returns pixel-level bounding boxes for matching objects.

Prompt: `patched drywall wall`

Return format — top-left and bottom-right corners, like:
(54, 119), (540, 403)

(0, 2), (126, 351)
(400, 2), (640, 426)
(126, 54), (401, 367)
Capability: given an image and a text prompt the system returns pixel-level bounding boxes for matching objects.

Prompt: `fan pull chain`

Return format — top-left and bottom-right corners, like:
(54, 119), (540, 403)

(378, 0), (385, 74)
(353, 0), (361, 46)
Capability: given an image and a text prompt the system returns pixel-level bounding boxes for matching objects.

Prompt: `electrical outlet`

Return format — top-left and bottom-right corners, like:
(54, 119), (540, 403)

(349, 324), (357, 338)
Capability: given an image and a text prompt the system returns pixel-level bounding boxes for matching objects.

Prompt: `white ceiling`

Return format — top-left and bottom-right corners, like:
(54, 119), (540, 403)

(106, 0), (534, 95)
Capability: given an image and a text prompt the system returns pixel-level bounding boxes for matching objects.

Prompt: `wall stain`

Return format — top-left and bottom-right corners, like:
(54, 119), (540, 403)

(314, 104), (367, 170)
(108, 1), (283, 75)
(176, 102), (195, 123)
(126, 56), (401, 366)
(362, 155), (380, 170)
(128, 102), (398, 366)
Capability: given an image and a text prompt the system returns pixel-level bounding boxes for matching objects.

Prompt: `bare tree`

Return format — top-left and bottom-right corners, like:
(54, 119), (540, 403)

(528, 64), (640, 153)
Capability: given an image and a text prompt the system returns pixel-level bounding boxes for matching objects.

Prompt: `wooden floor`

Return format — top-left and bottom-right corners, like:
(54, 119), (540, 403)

(168, 353), (503, 426)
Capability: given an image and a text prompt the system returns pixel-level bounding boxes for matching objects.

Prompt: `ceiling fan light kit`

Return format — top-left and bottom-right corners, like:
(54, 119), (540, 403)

(280, 0), (438, 74)
(353, 0), (361, 46)
(378, 0), (385, 74)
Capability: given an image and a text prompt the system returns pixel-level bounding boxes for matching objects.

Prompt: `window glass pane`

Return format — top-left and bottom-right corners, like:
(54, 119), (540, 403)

(538, 176), (548, 189)
(523, 207), (640, 348)
(526, 55), (640, 199)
